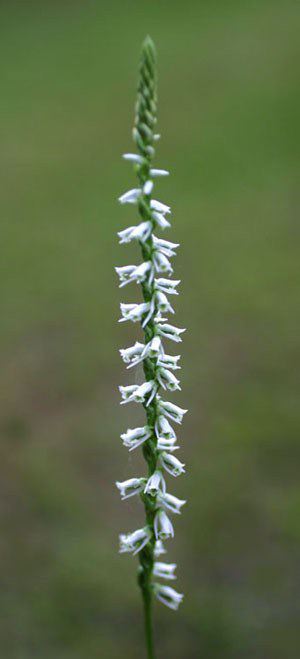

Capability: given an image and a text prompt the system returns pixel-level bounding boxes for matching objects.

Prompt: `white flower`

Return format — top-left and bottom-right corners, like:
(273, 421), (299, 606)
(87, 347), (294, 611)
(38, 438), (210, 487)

(120, 425), (152, 451)
(159, 452), (185, 477)
(118, 221), (152, 244)
(154, 509), (174, 540)
(153, 562), (177, 580)
(153, 133), (160, 141)
(154, 584), (183, 610)
(143, 335), (163, 359)
(154, 540), (167, 557)
(158, 399), (188, 424)
(157, 437), (179, 452)
(116, 262), (153, 287)
(135, 381), (157, 406)
(157, 354), (181, 370)
(155, 415), (177, 440)
(157, 367), (181, 391)
(155, 278), (180, 295)
(156, 322), (186, 343)
(157, 491), (186, 514)
(120, 342), (145, 369)
(119, 299), (156, 329)
(120, 380), (157, 406)
(153, 236), (179, 257)
(155, 419), (179, 450)
(116, 477), (146, 500)
(120, 342), (144, 364)
(152, 211), (171, 229)
(119, 384), (139, 402)
(151, 199), (171, 214)
(153, 251), (173, 274)
(119, 301), (153, 324)
(155, 291), (175, 315)
(150, 168), (169, 177)
(143, 180), (154, 195)
(122, 153), (144, 164)
(118, 188), (140, 204)
(119, 527), (151, 555)
(144, 470), (166, 496)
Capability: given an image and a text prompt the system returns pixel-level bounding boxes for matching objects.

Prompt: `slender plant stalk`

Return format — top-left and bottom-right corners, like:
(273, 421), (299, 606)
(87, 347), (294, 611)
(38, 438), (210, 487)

(116, 36), (187, 659)
(137, 40), (159, 657)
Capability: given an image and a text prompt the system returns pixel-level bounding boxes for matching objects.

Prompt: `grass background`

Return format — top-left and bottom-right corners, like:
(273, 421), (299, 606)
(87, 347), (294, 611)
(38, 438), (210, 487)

(0, 0), (299, 657)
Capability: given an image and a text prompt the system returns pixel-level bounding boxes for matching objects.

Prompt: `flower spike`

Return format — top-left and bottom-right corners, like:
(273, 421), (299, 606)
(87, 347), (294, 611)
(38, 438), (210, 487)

(116, 36), (187, 653)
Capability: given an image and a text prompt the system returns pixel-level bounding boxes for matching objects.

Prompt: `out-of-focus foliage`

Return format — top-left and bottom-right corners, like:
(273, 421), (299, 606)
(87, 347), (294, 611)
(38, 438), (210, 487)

(0, 1), (299, 657)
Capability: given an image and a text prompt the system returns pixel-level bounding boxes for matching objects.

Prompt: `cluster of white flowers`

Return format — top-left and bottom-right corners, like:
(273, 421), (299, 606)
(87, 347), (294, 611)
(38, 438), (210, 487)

(115, 36), (186, 618)
(116, 152), (187, 612)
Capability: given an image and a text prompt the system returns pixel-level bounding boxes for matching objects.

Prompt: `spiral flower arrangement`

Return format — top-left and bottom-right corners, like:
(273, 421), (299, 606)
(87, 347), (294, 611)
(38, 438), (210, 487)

(116, 36), (187, 656)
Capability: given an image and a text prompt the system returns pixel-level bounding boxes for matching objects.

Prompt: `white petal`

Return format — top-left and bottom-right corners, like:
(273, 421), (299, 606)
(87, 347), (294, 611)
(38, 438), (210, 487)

(159, 453), (185, 477)
(150, 168), (169, 177)
(154, 584), (183, 610)
(151, 199), (171, 214)
(143, 180), (154, 195)
(153, 562), (177, 580)
(152, 211), (171, 230)
(158, 492), (186, 514)
(123, 153), (143, 164)
(118, 188), (140, 204)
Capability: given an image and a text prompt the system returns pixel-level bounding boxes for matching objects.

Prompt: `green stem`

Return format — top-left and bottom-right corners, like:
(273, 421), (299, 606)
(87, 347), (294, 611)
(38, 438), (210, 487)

(143, 585), (155, 659)
(134, 35), (158, 659)
(138, 540), (156, 659)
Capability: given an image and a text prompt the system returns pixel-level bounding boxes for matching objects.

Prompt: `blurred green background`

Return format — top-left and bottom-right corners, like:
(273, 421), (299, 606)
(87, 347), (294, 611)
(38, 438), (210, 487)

(1, 1), (299, 657)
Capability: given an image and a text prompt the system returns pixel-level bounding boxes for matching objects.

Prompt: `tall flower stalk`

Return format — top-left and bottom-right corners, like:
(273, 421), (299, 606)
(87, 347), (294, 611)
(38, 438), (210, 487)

(116, 36), (187, 658)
